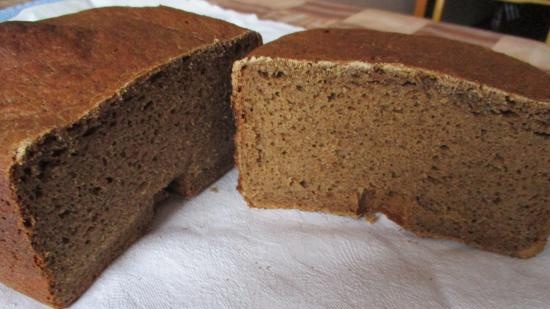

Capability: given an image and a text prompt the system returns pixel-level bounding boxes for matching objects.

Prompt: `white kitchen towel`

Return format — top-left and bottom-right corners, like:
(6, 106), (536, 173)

(1, 1), (549, 308)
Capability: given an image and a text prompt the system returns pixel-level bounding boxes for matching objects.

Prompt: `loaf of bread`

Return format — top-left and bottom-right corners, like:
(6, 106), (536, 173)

(0, 7), (261, 307)
(232, 29), (549, 258)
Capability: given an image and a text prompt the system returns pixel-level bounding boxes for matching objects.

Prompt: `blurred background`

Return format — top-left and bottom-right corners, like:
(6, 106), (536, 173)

(352, 0), (550, 43)
(1, 0), (548, 43)
(214, 0), (550, 44)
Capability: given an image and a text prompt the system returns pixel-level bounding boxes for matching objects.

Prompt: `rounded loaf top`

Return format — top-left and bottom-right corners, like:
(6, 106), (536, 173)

(250, 28), (550, 102)
(0, 6), (255, 168)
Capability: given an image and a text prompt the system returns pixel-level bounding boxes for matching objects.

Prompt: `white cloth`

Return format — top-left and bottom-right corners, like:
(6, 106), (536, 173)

(2, 1), (550, 308)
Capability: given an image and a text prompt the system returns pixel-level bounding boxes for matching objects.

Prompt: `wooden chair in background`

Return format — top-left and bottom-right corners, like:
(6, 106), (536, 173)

(414, 0), (445, 21)
(414, 0), (550, 45)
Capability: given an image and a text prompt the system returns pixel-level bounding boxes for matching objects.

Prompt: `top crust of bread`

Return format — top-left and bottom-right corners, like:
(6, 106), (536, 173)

(0, 6), (250, 170)
(249, 28), (550, 102)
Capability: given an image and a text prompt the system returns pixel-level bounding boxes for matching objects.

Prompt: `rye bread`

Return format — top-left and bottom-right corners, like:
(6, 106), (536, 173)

(232, 29), (550, 258)
(0, 7), (261, 307)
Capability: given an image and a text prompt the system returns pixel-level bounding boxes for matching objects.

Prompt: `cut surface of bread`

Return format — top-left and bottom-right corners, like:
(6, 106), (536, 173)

(0, 7), (261, 307)
(232, 29), (549, 258)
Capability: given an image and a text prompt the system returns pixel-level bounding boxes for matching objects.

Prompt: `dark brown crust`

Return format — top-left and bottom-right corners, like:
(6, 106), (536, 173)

(250, 28), (550, 101)
(0, 6), (249, 171)
(0, 7), (257, 307)
(0, 177), (52, 304)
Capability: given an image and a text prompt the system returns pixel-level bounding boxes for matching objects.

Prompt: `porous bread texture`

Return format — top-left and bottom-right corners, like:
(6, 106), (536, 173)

(0, 7), (261, 307)
(232, 55), (550, 258)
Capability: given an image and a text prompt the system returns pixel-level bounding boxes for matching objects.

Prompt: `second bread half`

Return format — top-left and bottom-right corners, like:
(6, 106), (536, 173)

(232, 29), (550, 258)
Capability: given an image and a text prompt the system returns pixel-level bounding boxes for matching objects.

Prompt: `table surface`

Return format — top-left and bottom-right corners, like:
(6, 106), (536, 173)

(1, 0), (549, 73)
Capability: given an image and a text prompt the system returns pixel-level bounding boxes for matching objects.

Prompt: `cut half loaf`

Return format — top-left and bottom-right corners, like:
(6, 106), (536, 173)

(232, 29), (549, 258)
(0, 7), (261, 307)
